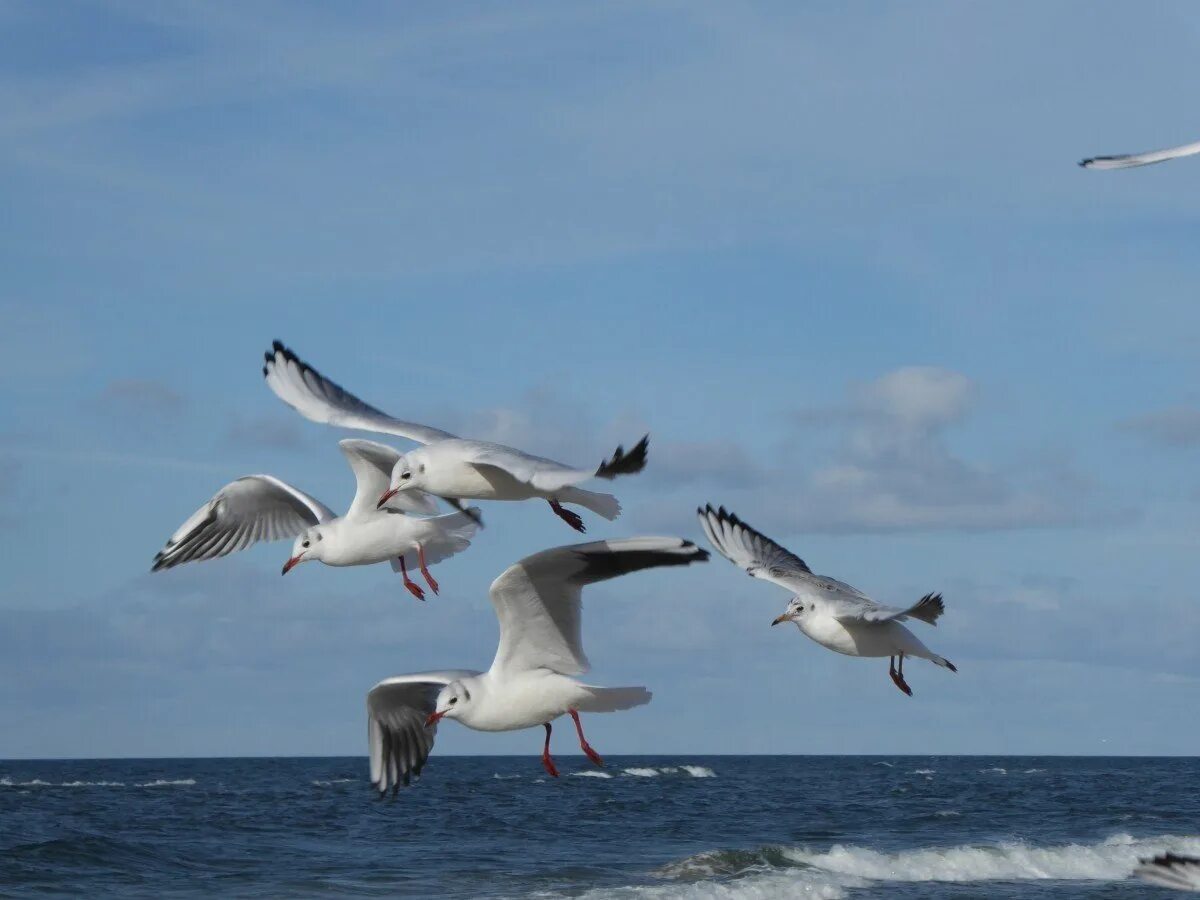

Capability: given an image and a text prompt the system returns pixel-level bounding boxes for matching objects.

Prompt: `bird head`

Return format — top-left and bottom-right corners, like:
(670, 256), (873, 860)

(771, 596), (807, 627)
(426, 680), (471, 727)
(282, 527), (324, 574)
(377, 451), (429, 508)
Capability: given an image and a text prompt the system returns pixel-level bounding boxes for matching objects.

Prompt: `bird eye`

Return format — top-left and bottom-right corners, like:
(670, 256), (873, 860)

(448, 697), (458, 705)
(302, 540), (310, 548)
(401, 472), (412, 480)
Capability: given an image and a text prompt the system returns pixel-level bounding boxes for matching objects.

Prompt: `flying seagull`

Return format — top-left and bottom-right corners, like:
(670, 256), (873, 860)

(152, 439), (480, 600)
(263, 341), (648, 533)
(366, 536), (708, 793)
(1080, 138), (1200, 170)
(698, 505), (956, 696)
(1136, 854), (1200, 892)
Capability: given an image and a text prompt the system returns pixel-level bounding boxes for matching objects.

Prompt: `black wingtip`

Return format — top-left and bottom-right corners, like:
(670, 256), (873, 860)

(595, 434), (650, 480)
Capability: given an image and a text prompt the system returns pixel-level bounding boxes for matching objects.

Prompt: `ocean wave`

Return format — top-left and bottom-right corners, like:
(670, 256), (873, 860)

(871, 761), (894, 768)
(311, 779), (355, 786)
(623, 768), (661, 777)
(591, 833), (1200, 898)
(136, 779), (196, 787)
(910, 769), (936, 775)
(681, 766), (716, 778)
(979, 767), (1007, 775)
(570, 770), (613, 778)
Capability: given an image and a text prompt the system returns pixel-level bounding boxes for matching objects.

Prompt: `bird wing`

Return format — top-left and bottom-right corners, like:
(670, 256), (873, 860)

(452, 435), (650, 493)
(152, 475), (335, 571)
(823, 591), (945, 627)
(263, 341), (458, 445)
(1136, 854), (1200, 892)
(366, 670), (480, 795)
(698, 504), (831, 594)
(338, 439), (439, 518)
(488, 537), (709, 677)
(1080, 139), (1200, 170)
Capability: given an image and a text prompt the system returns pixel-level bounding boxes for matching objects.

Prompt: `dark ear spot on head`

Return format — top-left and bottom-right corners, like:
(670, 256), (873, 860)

(419, 464), (426, 473)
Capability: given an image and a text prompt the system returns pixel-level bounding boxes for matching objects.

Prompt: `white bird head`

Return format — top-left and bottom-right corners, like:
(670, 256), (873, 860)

(282, 526), (326, 574)
(425, 680), (473, 727)
(377, 451), (430, 508)
(772, 596), (808, 627)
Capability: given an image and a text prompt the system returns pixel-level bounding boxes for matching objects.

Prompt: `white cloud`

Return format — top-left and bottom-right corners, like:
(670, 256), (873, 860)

(1118, 406), (1200, 448)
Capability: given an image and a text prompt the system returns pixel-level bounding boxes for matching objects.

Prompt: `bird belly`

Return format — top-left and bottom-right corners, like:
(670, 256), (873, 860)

(800, 617), (909, 658)
(319, 517), (409, 567)
(460, 673), (578, 732)
(424, 464), (536, 501)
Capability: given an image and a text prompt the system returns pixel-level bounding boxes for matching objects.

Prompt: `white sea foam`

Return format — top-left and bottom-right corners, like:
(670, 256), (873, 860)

(1023, 768), (1046, 774)
(910, 769), (936, 775)
(979, 767), (1007, 775)
(624, 768), (661, 777)
(579, 834), (1200, 899)
(570, 770), (613, 778)
(136, 779), (196, 787)
(311, 779), (355, 786)
(681, 766), (716, 778)
(934, 810), (961, 818)
(871, 761), (894, 768)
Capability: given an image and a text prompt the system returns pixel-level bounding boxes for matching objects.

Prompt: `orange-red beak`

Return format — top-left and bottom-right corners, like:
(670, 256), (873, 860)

(281, 555), (303, 575)
(424, 710), (445, 728)
(376, 487), (400, 509)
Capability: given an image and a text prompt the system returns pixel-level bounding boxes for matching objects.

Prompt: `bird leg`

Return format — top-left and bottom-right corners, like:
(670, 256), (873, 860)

(548, 499), (586, 533)
(568, 709), (604, 768)
(889, 654), (913, 697)
(398, 556), (426, 601)
(416, 543), (439, 595)
(541, 722), (559, 778)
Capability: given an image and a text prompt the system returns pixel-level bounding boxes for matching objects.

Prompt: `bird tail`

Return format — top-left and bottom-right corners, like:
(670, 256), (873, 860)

(557, 487), (621, 520)
(931, 655), (957, 673)
(391, 509), (481, 570)
(574, 685), (652, 713)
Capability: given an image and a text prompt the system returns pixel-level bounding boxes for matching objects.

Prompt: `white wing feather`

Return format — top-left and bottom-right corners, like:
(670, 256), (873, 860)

(488, 537), (708, 677)
(263, 341), (457, 445)
(1080, 139), (1200, 170)
(339, 438), (438, 518)
(152, 475), (335, 571)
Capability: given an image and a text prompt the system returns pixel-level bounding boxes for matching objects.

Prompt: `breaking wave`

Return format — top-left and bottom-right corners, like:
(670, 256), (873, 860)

(582, 834), (1200, 899)
(0, 777), (195, 788)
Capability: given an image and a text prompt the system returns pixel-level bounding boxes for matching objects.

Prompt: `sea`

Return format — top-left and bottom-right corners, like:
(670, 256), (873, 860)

(1, 755), (1196, 898)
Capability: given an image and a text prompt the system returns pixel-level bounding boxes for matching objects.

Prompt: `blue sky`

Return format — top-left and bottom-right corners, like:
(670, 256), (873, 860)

(3, 1), (1200, 759)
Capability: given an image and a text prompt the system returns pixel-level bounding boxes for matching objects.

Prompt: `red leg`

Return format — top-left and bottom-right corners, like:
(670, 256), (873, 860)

(398, 556), (425, 601)
(569, 709), (604, 768)
(417, 543), (439, 595)
(548, 499), (586, 533)
(541, 722), (559, 778)
(889, 654), (913, 697)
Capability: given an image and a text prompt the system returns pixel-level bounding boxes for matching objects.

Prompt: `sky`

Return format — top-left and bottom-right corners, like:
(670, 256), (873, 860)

(3, 0), (1200, 759)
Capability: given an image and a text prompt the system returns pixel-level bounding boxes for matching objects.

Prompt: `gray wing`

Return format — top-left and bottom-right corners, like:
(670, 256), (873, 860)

(152, 475), (335, 571)
(366, 670), (479, 795)
(699, 504), (827, 593)
(488, 537), (709, 676)
(339, 439), (439, 518)
(263, 341), (457, 445)
(1136, 854), (1200, 892)
(453, 435), (648, 492)
(1080, 138), (1200, 170)
(824, 591), (945, 626)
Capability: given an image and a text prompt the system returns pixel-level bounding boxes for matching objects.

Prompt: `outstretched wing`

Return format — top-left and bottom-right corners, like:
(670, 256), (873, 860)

(263, 341), (457, 445)
(452, 435), (648, 493)
(1136, 854), (1200, 892)
(366, 670), (479, 795)
(152, 475), (334, 571)
(488, 537), (708, 676)
(339, 439), (439, 518)
(1080, 138), (1200, 170)
(698, 504), (822, 592)
(828, 591), (946, 626)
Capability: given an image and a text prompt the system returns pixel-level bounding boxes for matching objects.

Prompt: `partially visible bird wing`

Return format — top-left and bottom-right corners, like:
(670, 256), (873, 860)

(366, 670), (479, 795)
(1080, 139), (1200, 170)
(339, 438), (439, 518)
(263, 341), (458, 445)
(488, 537), (708, 677)
(1136, 853), (1200, 892)
(152, 475), (335, 571)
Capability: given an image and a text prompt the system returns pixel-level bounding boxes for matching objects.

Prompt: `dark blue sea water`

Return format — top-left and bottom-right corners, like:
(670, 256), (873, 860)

(1, 756), (1196, 898)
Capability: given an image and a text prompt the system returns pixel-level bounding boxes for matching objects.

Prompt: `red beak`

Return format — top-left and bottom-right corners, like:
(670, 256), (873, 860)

(376, 487), (400, 509)
(281, 555), (303, 575)
(424, 710), (445, 728)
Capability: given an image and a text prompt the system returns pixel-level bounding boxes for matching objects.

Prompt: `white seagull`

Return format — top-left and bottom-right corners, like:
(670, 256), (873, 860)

(152, 439), (480, 600)
(1137, 855), (1200, 892)
(1080, 138), (1200, 170)
(263, 341), (648, 533)
(365, 536), (709, 793)
(698, 505), (956, 697)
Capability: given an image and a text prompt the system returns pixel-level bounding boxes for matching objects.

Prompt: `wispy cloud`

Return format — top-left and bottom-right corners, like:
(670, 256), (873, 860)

(1118, 406), (1200, 448)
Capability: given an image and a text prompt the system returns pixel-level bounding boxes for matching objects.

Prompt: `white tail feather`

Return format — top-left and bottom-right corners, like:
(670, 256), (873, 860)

(558, 487), (621, 520)
(574, 685), (652, 713)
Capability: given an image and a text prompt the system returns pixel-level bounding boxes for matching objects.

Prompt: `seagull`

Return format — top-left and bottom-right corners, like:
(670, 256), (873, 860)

(263, 341), (648, 533)
(1080, 138), (1200, 170)
(366, 536), (709, 793)
(152, 438), (481, 600)
(1137, 854), (1200, 892)
(697, 505), (956, 697)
